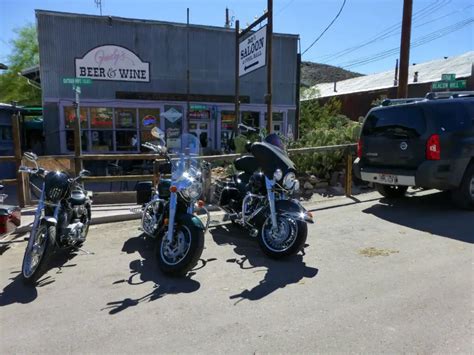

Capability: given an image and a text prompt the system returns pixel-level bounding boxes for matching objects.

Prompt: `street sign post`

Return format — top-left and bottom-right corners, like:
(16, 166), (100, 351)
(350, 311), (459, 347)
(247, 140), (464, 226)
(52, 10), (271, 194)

(62, 77), (93, 173)
(441, 73), (456, 81)
(62, 77), (93, 85)
(239, 25), (267, 77)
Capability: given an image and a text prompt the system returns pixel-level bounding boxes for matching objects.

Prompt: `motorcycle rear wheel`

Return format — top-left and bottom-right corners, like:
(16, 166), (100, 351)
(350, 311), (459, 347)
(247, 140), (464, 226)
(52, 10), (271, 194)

(22, 223), (56, 284)
(155, 222), (204, 277)
(258, 214), (307, 259)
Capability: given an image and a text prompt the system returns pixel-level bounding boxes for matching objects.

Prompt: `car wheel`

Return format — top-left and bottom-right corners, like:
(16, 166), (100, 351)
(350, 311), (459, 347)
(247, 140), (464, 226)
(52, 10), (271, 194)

(375, 184), (408, 198)
(452, 162), (474, 210)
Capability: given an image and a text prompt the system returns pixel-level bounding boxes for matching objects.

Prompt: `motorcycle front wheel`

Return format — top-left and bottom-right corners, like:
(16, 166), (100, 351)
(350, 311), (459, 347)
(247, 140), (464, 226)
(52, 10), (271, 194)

(155, 221), (204, 276)
(22, 222), (56, 284)
(258, 214), (307, 259)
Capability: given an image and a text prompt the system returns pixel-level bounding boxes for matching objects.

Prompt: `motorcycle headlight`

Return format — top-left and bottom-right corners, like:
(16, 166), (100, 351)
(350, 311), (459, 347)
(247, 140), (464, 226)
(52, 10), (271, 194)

(181, 180), (202, 201)
(283, 172), (297, 190)
(274, 169), (283, 181)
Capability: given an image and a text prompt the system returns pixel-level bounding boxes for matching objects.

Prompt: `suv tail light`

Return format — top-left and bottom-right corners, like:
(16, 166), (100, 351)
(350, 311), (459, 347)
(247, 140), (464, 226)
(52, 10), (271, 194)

(357, 139), (363, 158)
(426, 134), (441, 160)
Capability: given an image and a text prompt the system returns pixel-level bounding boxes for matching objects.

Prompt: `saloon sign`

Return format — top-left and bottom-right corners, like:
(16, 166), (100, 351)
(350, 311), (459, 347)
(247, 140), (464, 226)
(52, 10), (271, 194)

(75, 45), (150, 82)
(239, 26), (267, 77)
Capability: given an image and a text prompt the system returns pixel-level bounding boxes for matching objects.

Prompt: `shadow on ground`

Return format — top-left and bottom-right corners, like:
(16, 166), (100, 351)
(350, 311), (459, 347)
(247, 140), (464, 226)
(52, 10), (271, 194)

(210, 224), (318, 304)
(363, 191), (473, 243)
(0, 250), (78, 307)
(103, 234), (207, 315)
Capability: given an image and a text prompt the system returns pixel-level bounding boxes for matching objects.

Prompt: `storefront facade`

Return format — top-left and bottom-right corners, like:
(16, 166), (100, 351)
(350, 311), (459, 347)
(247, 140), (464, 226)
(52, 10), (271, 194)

(37, 10), (299, 154)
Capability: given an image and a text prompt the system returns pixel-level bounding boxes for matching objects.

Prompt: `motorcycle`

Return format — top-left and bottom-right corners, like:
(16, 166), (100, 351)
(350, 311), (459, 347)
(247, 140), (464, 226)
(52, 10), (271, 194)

(137, 128), (208, 276)
(19, 152), (92, 283)
(214, 124), (314, 258)
(0, 185), (21, 238)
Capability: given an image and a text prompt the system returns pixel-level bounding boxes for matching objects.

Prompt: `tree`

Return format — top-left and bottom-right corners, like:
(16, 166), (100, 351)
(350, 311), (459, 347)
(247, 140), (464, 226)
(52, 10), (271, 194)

(0, 24), (41, 105)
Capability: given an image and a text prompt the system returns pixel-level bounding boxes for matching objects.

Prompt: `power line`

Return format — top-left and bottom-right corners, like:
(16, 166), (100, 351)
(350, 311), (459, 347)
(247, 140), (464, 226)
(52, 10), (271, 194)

(317, 0), (452, 62)
(275, 0), (296, 17)
(302, 0), (347, 56)
(337, 17), (473, 69)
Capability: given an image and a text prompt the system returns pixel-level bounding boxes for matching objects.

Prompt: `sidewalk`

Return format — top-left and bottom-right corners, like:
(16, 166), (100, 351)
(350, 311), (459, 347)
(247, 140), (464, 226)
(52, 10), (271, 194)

(4, 190), (370, 239)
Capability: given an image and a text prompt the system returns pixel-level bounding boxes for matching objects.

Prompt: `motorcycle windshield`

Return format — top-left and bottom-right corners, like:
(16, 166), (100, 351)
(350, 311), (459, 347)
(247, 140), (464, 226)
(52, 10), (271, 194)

(251, 134), (295, 179)
(170, 133), (201, 185)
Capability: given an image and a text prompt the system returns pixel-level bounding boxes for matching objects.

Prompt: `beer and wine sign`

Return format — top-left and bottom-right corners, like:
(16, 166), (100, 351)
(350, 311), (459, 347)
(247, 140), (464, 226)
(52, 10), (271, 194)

(432, 73), (467, 91)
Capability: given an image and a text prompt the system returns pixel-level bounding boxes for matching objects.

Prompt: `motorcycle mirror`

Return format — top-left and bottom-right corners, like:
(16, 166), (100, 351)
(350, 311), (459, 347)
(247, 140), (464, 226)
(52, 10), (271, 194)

(24, 151), (38, 162)
(151, 127), (165, 139)
(245, 141), (252, 153)
(79, 169), (91, 177)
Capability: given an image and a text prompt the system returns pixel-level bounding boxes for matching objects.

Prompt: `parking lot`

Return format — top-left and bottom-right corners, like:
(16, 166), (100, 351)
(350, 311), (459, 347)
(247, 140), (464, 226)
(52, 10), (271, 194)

(0, 190), (472, 353)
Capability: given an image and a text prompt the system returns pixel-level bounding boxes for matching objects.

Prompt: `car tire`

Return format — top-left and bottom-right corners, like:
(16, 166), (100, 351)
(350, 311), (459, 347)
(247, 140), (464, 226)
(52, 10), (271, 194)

(452, 162), (474, 210)
(375, 184), (408, 198)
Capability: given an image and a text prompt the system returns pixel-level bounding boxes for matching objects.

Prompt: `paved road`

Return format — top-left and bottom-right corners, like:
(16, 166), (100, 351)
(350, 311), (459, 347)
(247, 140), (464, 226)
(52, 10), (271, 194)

(0, 190), (472, 353)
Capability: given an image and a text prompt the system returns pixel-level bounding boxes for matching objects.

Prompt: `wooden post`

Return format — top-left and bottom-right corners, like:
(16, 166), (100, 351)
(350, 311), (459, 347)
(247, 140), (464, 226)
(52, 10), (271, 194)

(266, 0), (273, 133)
(12, 114), (26, 207)
(73, 87), (83, 175)
(234, 19), (240, 135)
(345, 150), (353, 197)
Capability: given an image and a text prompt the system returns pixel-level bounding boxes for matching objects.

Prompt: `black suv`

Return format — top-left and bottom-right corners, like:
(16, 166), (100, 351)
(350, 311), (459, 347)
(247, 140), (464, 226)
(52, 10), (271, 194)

(354, 93), (474, 210)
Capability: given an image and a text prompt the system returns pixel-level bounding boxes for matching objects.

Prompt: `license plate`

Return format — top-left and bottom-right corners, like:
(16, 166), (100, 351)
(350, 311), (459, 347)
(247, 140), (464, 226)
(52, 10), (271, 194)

(378, 174), (398, 184)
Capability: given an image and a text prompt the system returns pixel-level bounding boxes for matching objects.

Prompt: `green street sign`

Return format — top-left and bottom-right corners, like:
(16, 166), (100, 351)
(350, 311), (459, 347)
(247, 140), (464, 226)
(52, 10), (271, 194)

(441, 73), (456, 81)
(449, 80), (466, 90)
(432, 82), (449, 90)
(62, 77), (93, 85)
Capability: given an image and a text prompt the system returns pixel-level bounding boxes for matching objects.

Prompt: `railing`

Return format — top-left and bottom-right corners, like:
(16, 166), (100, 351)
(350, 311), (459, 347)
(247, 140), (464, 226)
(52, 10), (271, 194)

(0, 114), (356, 207)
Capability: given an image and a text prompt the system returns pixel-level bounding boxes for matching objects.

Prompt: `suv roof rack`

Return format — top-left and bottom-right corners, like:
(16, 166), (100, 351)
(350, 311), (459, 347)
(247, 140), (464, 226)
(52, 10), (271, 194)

(425, 91), (474, 100)
(380, 98), (425, 107)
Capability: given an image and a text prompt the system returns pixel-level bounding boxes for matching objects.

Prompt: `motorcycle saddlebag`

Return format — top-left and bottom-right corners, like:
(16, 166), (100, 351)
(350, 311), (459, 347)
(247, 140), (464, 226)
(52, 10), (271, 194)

(0, 205), (21, 236)
(213, 179), (240, 207)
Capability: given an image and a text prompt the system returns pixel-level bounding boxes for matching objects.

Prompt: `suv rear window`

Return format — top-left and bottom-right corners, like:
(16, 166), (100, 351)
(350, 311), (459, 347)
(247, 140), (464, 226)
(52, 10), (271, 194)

(431, 102), (472, 133)
(362, 106), (426, 138)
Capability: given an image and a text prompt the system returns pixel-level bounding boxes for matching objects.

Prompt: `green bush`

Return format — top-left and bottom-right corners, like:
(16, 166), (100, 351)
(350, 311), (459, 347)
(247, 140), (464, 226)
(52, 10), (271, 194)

(290, 99), (361, 178)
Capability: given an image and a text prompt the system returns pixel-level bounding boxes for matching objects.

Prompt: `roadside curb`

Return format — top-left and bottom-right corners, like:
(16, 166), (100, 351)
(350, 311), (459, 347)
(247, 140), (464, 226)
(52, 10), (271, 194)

(2, 194), (373, 243)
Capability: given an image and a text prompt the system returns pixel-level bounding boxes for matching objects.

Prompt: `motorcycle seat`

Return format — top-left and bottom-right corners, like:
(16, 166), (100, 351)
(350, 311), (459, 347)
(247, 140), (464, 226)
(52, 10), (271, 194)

(69, 191), (87, 205)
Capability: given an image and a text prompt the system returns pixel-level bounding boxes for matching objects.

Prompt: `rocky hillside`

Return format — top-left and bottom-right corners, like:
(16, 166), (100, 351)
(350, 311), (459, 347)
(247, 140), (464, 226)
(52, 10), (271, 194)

(301, 61), (363, 87)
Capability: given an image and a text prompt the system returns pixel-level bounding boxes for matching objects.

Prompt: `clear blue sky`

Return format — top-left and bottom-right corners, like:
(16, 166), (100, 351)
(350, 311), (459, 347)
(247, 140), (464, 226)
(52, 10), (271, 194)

(0, 0), (473, 74)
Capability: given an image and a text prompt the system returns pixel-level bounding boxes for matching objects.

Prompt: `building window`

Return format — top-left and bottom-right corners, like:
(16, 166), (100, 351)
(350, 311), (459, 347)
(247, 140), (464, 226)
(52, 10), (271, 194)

(264, 112), (284, 133)
(66, 130), (89, 151)
(64, 106), (89, 152)
(90, 107), (113, 151)
(90, 107), (113, 129)
(139, 108), (160, 146)
(221, 111), (235, 150)
(242, 111), (260, 127)
(115, 108), (138, 151)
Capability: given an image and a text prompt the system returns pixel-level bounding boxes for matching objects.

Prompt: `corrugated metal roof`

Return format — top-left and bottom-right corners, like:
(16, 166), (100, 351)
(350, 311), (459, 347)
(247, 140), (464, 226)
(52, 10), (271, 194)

(301, 51), (474, 100)
(35, 9), (299, 39)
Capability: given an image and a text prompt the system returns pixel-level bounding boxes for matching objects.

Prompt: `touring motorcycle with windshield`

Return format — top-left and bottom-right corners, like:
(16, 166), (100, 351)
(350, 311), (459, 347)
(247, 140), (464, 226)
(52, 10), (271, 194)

(136, 128), (208, 276)
(214, 125), (314, 258)
(19, 152), (92, 283)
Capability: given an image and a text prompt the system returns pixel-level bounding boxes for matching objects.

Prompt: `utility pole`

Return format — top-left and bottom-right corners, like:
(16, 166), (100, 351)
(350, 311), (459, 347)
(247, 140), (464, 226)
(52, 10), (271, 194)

(225, 8), (230, 28)
(397, 0), (413, 98)
(234, 20), (240, 135)
(266, 0), (273, 133)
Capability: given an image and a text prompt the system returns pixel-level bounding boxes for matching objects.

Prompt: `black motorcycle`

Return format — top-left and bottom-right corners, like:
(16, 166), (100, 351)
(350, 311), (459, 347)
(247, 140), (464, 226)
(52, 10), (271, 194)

(19, 152), (92, 283)
(135, 128), (209, 276)
(214, 124), (314, 258)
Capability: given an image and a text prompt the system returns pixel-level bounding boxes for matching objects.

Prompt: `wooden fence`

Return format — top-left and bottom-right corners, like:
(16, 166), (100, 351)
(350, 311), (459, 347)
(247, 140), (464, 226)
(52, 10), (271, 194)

(0, 114), (356, 207)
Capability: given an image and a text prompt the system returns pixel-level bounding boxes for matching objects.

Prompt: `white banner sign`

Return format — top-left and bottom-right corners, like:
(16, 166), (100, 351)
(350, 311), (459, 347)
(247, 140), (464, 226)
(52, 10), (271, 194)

(75, 45), (150, 82)
(239, 26), (267, 77)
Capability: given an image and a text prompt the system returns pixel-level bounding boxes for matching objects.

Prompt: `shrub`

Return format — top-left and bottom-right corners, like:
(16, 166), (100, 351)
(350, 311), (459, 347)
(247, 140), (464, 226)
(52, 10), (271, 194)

(290, 99), (361, 178)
